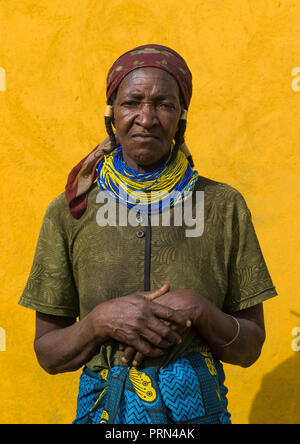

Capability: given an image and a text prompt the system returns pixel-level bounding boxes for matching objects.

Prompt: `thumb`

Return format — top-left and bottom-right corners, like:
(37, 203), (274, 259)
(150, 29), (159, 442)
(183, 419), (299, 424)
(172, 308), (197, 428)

(144, 283), (170, 302)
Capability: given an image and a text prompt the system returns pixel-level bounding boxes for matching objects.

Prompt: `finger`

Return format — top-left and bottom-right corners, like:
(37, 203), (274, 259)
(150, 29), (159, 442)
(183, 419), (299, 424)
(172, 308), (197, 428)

(140, 327), (177, 349)
(131, 337), (167, 358)
(139, 314), (184, 346)
(132, 351), (145, 367)
(151, 303), (192, 328)
(132, 348), (164, 365)
(162, 316), (188, 335)
(121, 346), (136, 364)
(143, 284), (170, 302)
(169, 320), (187, 333)
(149, 347), (166, 358)
(171, 324), (187, 335)
(125, 345), (165, 363)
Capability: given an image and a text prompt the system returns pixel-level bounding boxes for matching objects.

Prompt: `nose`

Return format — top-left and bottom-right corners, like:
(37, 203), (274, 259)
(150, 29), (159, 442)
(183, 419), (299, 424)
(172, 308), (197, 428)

(135, 103), (158, 129)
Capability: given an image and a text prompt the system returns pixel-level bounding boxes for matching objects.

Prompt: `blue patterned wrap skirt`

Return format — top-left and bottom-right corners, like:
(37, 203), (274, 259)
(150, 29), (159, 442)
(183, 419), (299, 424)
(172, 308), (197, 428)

(73, 352), (231, 424)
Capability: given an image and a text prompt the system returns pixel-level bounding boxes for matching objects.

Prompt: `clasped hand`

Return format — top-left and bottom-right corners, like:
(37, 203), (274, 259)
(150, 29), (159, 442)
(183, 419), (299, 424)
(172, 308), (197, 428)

(108, 285), (204, 367)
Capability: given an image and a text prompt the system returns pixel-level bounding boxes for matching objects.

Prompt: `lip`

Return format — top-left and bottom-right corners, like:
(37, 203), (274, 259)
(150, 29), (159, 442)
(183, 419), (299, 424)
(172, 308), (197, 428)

(131, 133), (159, 141)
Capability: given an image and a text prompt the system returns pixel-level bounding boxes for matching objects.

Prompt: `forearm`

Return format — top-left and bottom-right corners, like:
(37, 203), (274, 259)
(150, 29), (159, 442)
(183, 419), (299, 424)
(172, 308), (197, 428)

(120, 290), (266, 368)
(34, 286), (189, 374)
(194, 300), (266, 367)
(34, 313), (107, 375)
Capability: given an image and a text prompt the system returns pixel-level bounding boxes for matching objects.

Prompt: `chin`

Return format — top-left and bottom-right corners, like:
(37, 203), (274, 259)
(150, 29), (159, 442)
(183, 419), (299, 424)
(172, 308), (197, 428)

(131, 145), (164, 165)
(121, 139), (171, 171)
(138, 147), (167, 164)
(134, 154), (162, 168)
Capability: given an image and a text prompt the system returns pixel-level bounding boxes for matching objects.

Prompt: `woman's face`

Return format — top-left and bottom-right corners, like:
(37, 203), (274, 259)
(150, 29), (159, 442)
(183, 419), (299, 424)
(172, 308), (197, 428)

(113, 67), (182, 172)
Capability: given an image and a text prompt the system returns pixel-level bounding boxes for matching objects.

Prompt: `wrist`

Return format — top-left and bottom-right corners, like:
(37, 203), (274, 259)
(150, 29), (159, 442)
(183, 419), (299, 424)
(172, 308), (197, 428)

(192, 297), (211, 331)
(88, 304), (111, 343)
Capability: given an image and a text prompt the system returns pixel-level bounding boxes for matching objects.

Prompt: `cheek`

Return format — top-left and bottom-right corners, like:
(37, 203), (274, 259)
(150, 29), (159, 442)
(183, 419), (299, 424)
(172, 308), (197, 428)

(163, 116), (180, 140)
(113, 110), (132, 135)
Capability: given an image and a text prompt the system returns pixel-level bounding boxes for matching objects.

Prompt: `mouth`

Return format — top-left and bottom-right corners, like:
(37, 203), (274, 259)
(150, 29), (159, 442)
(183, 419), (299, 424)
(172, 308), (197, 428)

(131, 133), (160, 142)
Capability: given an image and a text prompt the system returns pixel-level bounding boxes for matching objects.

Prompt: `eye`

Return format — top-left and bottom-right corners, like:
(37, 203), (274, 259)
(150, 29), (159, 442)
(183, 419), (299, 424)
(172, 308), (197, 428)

(122, 101), (139, 108)
(158, 102), (175, 110)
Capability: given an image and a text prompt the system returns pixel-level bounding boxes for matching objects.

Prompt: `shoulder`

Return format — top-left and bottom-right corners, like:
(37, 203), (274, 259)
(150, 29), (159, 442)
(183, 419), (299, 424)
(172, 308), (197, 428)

(195, 175), (248, 205)
(193, 175), (252, 226)
(43, 183), (100, 232)
(44, 191), (69, 221)
(41, 190), (77, 238)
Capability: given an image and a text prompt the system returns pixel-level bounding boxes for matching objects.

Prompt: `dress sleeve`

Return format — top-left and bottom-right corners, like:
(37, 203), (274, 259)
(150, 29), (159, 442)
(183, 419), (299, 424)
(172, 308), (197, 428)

(223, 192), (277, 313)
(18, 203), (79, 318)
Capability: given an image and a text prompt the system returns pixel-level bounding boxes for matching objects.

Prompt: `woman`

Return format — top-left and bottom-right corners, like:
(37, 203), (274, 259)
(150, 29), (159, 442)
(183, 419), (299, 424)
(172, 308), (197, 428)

(19, 44), (277, 424)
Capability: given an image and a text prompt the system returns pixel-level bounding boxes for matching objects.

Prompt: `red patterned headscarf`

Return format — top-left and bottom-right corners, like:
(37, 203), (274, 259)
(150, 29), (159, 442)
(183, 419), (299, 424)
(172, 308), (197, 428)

(106, 44), (192, 108)
(65, 44), (193, 219)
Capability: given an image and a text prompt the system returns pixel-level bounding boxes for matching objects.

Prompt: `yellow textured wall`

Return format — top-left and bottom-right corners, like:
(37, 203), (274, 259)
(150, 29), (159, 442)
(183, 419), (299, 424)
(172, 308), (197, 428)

(0, 0), (299, 424)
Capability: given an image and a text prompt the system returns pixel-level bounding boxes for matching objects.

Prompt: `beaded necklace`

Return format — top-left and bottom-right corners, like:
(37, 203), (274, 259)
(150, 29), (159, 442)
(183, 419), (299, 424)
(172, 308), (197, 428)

(96, 145), (198, 214)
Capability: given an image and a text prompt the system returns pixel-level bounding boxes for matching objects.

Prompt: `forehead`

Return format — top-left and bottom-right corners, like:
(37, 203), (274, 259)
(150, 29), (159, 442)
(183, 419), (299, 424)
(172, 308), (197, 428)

(116, 67), (180, 98)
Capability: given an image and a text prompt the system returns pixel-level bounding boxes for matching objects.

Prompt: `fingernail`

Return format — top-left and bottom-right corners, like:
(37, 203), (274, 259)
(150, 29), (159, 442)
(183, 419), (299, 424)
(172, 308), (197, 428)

(122, 357), (127, 363)
(186, 320), (192, 327)
(177, 338), (182, 344)
(132, 361), (138, 367)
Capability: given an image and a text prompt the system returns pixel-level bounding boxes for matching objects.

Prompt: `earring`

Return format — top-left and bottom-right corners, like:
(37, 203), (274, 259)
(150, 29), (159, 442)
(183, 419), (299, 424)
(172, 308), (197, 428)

(105, 105), (113, 118)
(180, 109), (188, 120)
